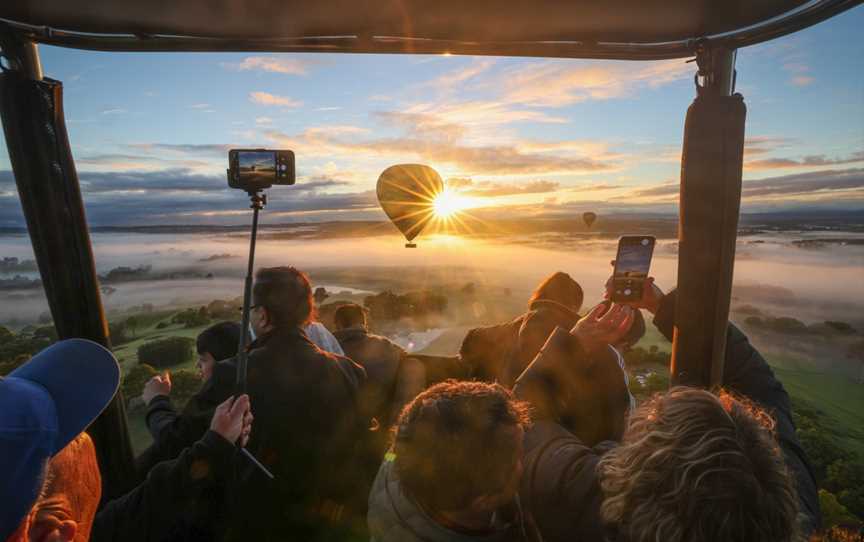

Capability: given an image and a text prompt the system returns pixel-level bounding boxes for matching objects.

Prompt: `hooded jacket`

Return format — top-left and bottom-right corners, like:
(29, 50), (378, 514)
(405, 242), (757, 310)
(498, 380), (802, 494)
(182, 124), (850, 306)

(368, 458), (542, 542)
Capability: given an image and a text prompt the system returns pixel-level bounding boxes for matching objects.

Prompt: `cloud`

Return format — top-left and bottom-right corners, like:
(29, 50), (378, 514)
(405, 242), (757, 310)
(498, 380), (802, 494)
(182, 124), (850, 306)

(267, 128), (615, 175)
(619, 168), (864, 202)
(101, 108), (127, 115)
(791, 76), (815, 87)
(744, 136), (795, 157)
(421, 59), (496, 90)
(0, 169), (372, 226)
(497, 59), (691, 108)
(255, 117), (273, 125)
(262, 112), (616, 176)
(450, 179), (561, 197)
(222, 57), (314, 75)
(190, 103), (211, 109)
(746, 150), (864, 170)
(249, 92), (302, 108)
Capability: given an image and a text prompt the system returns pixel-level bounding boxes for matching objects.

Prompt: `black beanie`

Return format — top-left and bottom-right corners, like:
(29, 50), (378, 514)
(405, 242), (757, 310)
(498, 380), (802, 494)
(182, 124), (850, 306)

(196, 321), (242, 362)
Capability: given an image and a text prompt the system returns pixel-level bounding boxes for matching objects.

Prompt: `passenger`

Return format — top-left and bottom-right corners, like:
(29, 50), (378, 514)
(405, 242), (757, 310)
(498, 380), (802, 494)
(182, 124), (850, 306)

(514, 279), (821, 542)
(136, 321), (242, 475)
(368, 380), (541, 542)
(0, 339), (252, 542)
(332, 303), (426, 430)
(460, 271), (584, 386)
(305, 320), (345, 355)
(223, 266), (368, 541)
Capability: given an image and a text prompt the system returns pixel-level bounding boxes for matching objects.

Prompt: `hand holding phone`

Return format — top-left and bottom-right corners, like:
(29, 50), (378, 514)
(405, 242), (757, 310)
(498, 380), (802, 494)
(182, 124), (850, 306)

(611, 236), (656, 303)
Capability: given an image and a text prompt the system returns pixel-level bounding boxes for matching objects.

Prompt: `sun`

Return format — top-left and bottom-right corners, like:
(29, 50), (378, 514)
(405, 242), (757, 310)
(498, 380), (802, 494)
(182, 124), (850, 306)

(432, 188), (470, 219)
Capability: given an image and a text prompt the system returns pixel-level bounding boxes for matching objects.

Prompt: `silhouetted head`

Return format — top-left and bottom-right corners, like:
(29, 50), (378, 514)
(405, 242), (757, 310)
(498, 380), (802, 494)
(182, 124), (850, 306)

(598, 387), (799, 542)
(196, 321), (242, 380)
(333, 303), (367, 331)
(529, 272), (584, 312)
(252, 267), (315, 334)
(392, 380), (531, 516)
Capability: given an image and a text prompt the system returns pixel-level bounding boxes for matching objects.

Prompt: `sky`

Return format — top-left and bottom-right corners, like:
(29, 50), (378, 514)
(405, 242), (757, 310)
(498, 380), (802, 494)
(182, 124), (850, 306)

(0, 6), (862, 226)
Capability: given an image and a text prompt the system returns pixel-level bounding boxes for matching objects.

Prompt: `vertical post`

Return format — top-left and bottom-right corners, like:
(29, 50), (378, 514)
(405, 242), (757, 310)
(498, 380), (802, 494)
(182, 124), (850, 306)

(0, 37), (137, 498)
(671, 46), (746, 389)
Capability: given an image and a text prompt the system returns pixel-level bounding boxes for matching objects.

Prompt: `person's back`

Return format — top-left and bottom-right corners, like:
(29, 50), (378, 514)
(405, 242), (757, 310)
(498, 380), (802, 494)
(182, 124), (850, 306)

(332, 304), (423, 429)
(224, 267), (368, 541)
(460, 271), (583, 387)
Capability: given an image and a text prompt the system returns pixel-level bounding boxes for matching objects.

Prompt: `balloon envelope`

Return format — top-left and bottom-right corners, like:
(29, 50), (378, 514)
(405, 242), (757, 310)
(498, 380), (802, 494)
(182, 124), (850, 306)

(583, 211), (597, 228)
(377, 164), (444, 244)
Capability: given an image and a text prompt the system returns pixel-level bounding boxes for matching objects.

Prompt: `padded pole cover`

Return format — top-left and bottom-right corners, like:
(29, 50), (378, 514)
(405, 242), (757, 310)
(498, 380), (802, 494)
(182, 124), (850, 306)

(0, 71), (137, 500)
(671, 92), (746, 388)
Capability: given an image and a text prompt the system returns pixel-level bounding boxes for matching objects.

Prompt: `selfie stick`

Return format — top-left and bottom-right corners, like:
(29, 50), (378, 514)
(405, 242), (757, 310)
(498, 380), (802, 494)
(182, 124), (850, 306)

(236, 189), (265, 396)
(234, 189), (275, 480)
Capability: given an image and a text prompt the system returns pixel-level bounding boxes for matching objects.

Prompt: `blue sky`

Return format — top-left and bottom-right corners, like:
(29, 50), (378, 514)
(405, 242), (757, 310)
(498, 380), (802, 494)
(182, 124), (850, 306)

(0, 5), (862, 226)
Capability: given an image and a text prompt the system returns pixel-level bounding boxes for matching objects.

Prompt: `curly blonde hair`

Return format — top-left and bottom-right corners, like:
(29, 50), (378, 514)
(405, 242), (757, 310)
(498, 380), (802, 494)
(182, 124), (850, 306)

(598, 387), (800, 542)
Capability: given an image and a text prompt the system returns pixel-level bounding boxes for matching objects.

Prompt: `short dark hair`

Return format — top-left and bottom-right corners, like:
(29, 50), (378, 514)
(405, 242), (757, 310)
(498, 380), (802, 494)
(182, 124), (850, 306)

(393, 380), (531, 512)
(333, 303), (367, 330)
(196, 321), (242, 361)
(529, 271), (583, 311)
(252, 267), (314, 328)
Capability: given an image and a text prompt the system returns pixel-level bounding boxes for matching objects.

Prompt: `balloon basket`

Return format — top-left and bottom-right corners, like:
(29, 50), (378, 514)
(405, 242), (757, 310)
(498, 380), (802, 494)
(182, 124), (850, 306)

(405, 242), (417, 248)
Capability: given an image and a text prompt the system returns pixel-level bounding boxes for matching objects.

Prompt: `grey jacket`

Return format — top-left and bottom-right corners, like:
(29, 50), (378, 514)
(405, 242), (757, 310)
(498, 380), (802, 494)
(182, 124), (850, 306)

(368, 458), (541, 542)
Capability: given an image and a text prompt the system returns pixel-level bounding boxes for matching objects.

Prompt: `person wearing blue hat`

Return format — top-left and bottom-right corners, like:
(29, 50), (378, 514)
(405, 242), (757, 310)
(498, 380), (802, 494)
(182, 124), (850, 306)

(1, 339), (253, 542)
(1, 339), (119, 541)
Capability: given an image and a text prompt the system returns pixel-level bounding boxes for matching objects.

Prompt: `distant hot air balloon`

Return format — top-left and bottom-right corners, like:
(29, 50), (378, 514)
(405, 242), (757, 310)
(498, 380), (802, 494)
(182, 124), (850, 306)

(583, 211), (597, 229)
(377, 164), (444, 247)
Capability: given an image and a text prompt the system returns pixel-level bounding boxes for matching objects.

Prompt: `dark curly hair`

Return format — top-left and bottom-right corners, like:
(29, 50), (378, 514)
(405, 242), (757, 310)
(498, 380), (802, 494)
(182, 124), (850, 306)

(252, 266), (315, 328)
(392, 380), (531, 512)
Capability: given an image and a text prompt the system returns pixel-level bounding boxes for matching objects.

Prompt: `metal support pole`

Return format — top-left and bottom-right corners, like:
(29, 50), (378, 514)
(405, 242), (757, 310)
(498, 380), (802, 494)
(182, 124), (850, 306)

(671, 46), (745, 389)
(0, 34), (137, 498)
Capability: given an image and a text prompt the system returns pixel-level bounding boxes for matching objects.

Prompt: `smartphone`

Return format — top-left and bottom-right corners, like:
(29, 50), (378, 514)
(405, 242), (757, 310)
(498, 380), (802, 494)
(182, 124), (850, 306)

(611, 236), (656, 302)
(227, 148), (295, 191)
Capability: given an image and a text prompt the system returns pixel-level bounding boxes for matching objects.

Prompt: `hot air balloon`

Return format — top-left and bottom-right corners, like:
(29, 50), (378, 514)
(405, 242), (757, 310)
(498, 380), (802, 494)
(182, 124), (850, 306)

(377, 164), (444, 247)
(582, 211), (597, 229)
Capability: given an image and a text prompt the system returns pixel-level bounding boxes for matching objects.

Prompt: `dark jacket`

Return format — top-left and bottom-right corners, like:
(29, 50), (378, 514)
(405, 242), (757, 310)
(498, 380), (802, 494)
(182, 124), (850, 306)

(515, 289), (822, 542)
(461, 300), (580, 387)
(334, 326), (424, 429)
(223, 325), (369, 541)
(136, 361), (236, 476)
(368, 458), (542, 542)
(93, 430), (236, 542)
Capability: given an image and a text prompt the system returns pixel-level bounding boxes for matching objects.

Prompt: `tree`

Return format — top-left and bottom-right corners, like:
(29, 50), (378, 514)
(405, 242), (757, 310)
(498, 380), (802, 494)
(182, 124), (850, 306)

(819, 489), (860, 528)
(137, 337), (195, 368)
(126, 316), (140, 338)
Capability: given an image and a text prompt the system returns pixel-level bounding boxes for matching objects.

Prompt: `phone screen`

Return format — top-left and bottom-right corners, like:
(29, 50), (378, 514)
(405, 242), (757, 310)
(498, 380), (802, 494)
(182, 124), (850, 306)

(612, 236), (655, 302)
(615, 238), (654, 278)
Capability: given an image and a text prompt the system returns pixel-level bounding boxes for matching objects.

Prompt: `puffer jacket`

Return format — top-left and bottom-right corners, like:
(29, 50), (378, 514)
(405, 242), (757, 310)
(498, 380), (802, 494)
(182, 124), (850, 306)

(368, 458), (542, 542)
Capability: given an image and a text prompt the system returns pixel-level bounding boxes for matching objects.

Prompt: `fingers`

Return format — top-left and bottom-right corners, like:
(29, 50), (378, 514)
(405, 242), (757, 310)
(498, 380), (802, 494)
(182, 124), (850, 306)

(229, 394), (251, 419)
(586, 303), (608, 321)
(615, 308), (635, 337)
(164, 372), (171, 385)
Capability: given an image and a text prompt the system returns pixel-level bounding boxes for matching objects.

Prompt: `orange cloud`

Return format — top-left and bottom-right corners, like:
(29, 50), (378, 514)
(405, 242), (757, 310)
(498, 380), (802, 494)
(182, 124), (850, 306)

(223, 57), (313, 75)
(249, 92), (303, 108)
